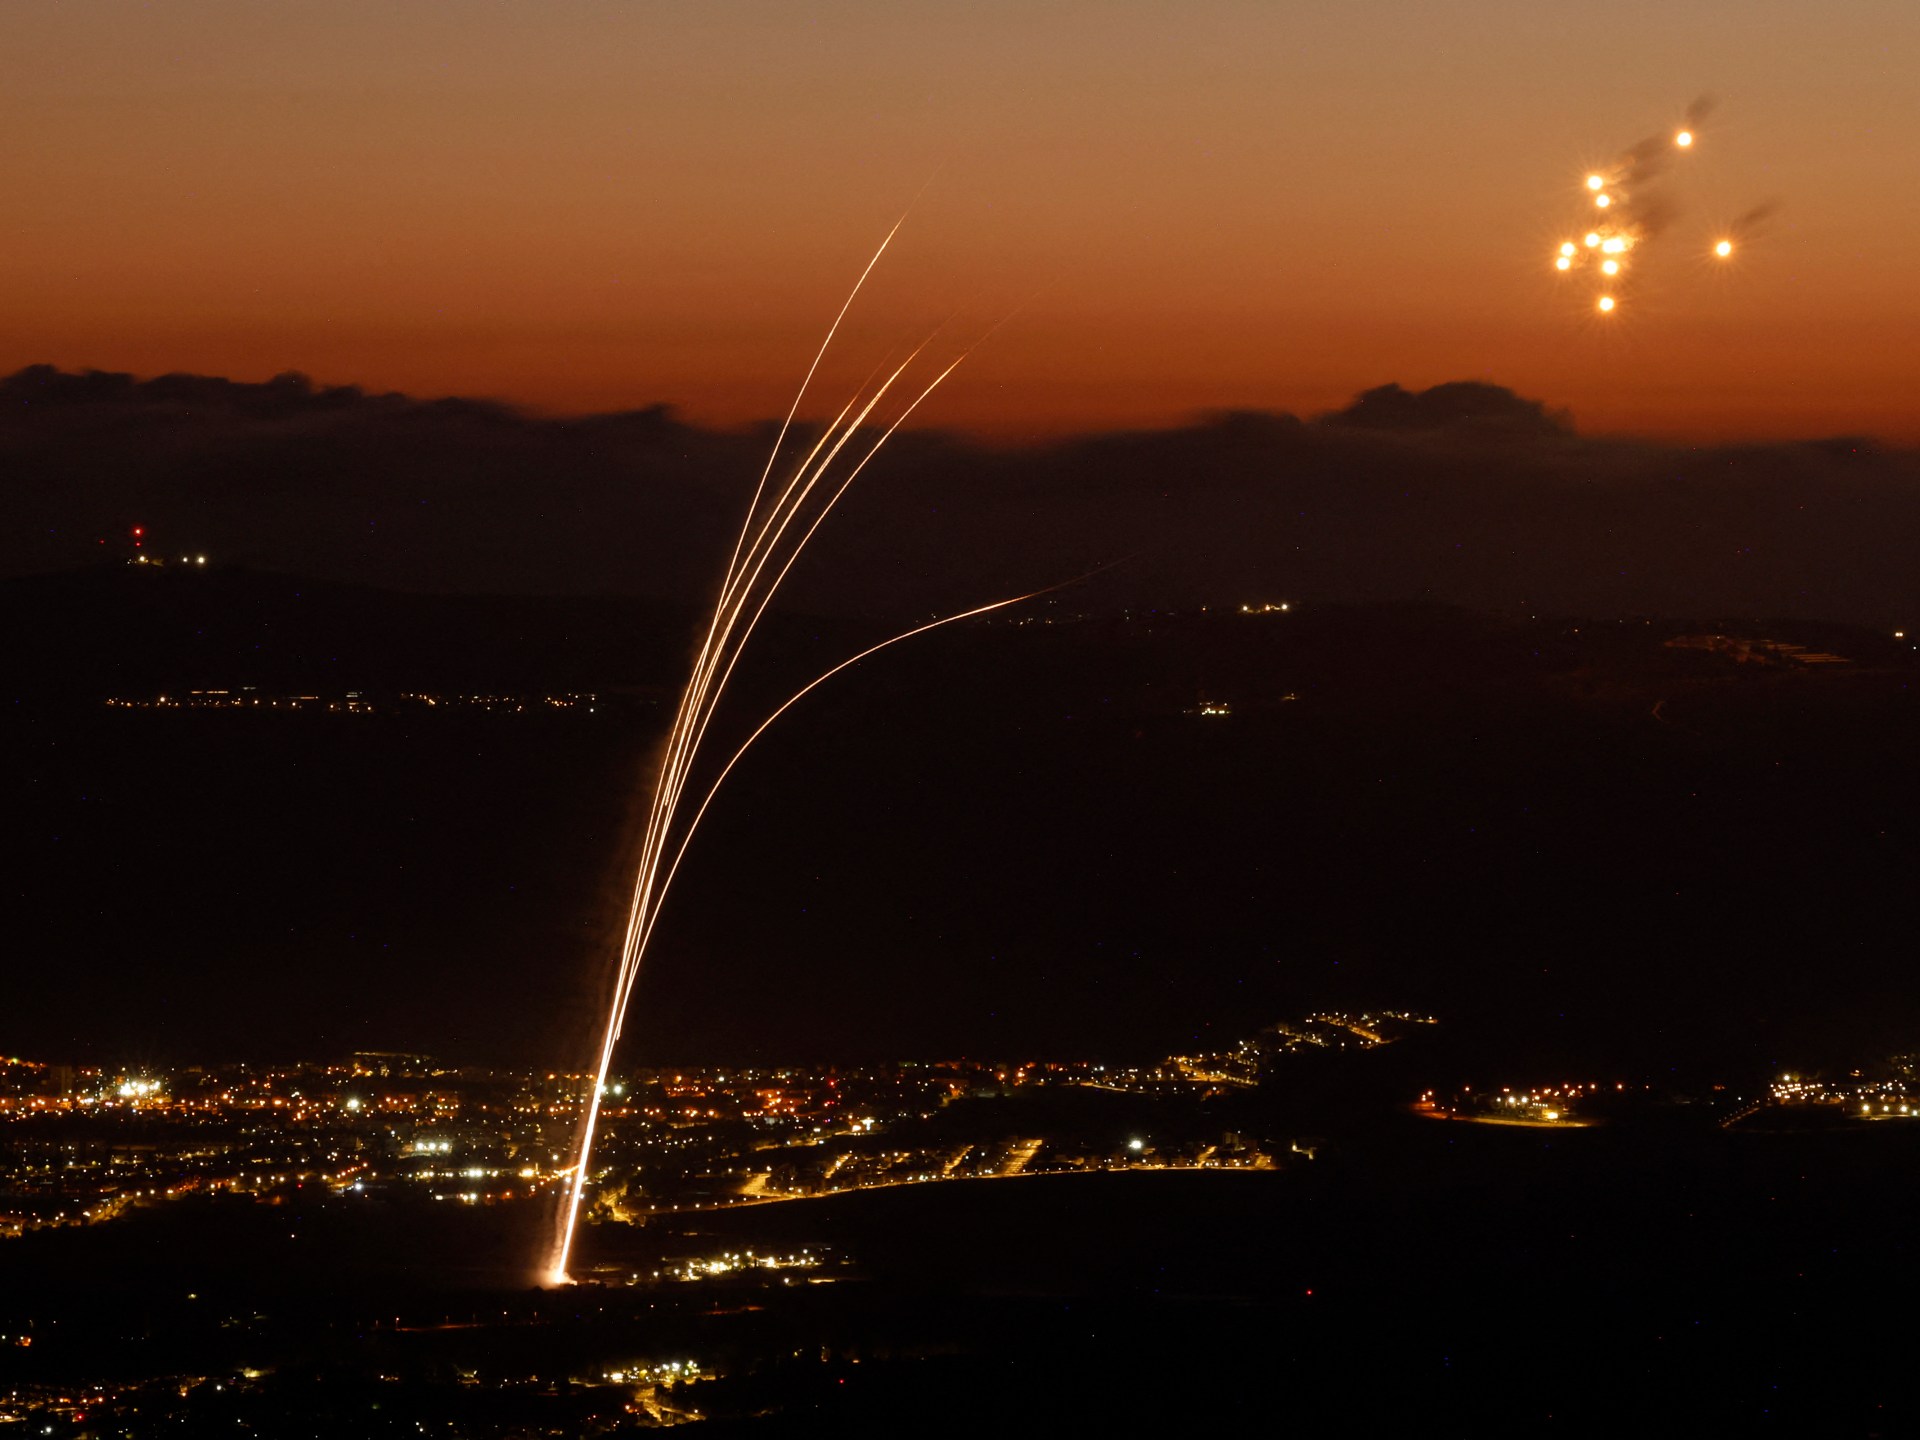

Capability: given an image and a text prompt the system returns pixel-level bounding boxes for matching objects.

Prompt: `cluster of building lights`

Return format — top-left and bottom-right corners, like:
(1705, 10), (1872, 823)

(104, 689), (597, 714)
(1419, 1079), (1631, 1126)
(1772, 1071), (1919, 1117)
(604, 1359), (700, 1384)
(1099, 1011), (1436, 1096)
(657, 1248), (822, 1283)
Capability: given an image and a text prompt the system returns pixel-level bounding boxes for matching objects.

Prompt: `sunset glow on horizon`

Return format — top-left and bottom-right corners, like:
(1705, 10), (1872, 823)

(4, 0), (1919, 441)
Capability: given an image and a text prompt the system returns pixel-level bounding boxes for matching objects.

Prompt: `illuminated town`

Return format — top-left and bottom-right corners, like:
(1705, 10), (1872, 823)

(101, 690), (603, 715)
(14, 1015), (1920, 1256)
(7, 1021), (1919, 1431)
(0, 1022), (1345, 1247)
(0, 1020), (1362, 1433)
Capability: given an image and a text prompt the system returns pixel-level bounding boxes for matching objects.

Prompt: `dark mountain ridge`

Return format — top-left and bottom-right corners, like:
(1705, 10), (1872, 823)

(6, 366), (1915, 626)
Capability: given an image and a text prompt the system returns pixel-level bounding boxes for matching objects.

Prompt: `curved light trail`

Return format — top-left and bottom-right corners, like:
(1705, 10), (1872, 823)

(545, 225), (1021, 1284)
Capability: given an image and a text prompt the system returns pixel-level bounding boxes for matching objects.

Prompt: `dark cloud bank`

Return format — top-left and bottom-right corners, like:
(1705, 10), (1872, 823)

(4, 364), (1914, 623)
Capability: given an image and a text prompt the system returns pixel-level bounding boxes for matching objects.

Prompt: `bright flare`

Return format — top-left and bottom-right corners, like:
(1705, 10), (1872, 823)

(1554, 256), (1572, 271)
(1715, 239), (1733, 257)
(1586, 175), (1605, 191)
(1584, 232), (1601, 248)
(1676, 130), (1694, 147)
(1594, 194), (1611, 209)
(1601, 259), (1619, 275)
(1559, 242), (1577, 257)
(1597, 295), (1616, 313)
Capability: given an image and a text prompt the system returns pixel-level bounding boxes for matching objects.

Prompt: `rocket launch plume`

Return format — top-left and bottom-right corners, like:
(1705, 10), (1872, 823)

(544, 223), (1026, 1285)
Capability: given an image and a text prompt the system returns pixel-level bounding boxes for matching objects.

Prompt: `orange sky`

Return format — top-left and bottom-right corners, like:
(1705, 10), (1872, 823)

(4, 1), (1919, 441)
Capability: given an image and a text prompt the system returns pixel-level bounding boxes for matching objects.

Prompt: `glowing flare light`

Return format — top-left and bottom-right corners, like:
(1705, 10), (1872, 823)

(1545, 99), (1767, 318)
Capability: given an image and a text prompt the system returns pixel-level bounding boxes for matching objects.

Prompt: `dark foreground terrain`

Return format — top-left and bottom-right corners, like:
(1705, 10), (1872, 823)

(6, 565), (1917, 1071)
(6, 567), (1920, 1432)
(3, 1108), (1918, 1434)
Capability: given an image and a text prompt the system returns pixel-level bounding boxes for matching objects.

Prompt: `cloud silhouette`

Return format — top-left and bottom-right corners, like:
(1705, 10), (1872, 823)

(1318, 382), (1571, 438)
(4, 366), (1916, 626)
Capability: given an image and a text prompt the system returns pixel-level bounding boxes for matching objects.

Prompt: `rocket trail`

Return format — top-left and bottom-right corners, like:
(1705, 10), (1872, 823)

(546, 229), (1019, 1285)
(632, 588), (1044, 997)
(620, 215), (918, 1006)
(605, 353), (943, 1029)
(736, 214), (906, 555)
(634, 556), (1121, 975)
(661, 323), (982, 845)
(651, 352), (968, 877)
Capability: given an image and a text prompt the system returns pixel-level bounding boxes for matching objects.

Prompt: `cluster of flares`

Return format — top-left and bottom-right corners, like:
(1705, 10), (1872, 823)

(1550, 99), (1769, 317)
(544, 222), (1036, 1285)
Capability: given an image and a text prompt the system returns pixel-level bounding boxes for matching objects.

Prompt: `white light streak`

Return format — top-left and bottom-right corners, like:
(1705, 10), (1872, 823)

(546, 223), (1030, 1284)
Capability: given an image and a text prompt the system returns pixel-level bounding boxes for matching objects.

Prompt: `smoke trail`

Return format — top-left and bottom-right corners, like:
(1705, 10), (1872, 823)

(1548, 95), (1768, 314)
(1729, 200), (1780, 239)
(1615, 94), (1716, 187)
